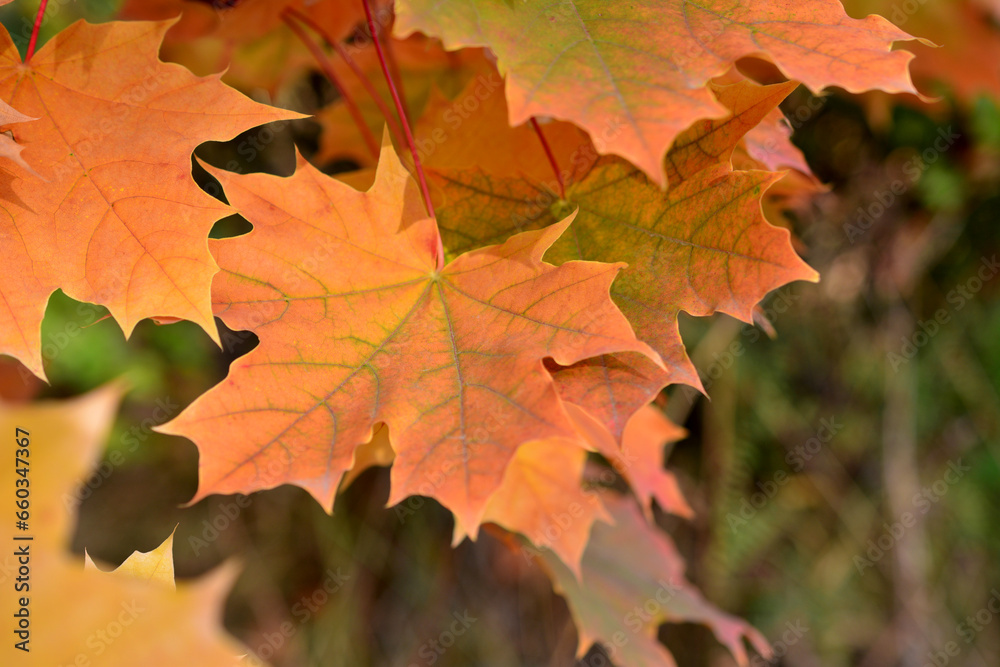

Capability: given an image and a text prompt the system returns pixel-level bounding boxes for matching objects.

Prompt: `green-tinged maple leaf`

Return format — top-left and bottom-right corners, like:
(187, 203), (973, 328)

(542, 494), (772, 667)
(395, 0), (926, 186)
(160, 139), (660, 531)
(428, 76), (818, 438)
(0, 386), (249, 667)
(0, 20), (302, 380)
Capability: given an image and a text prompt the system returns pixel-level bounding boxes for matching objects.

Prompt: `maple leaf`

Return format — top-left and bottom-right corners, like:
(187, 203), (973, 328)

(160, 139), (660, 530)
(453, 438), (612, 576)
(0, 20), (301, 380)
(395, 0), (925, 186)
(547, 353), (672, 445)
(429, 77), (819, 442)
(340, 423), (395, 489)
(665, 77), (803, 185)
(542, 494), (772, 667)
(0, 386), (249, 667)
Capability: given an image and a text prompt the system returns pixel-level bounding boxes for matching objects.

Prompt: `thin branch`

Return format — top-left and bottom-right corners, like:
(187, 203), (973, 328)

(382, 36), (411, 125)
(284, 7), (405, 147)
(282, 11), (379, 160)
(360, 0), (443, 267)
(530, 117), (566, 200)
(25, 0), (50, 62)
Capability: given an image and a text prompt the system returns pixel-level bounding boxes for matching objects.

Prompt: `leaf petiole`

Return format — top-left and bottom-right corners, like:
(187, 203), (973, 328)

(25, 0), (49, 62)
(530, 117), (566, 200)
(360, 0), (443, 268)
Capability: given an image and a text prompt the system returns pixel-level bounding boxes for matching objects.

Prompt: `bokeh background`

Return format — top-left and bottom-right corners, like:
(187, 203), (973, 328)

(1, 1), (998, 666)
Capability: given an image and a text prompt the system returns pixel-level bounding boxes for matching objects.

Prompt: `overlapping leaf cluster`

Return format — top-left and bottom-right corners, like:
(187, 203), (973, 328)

(0, 0), (926, 664)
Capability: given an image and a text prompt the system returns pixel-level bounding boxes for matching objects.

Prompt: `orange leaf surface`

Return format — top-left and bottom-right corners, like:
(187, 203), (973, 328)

(542, 494), (771, 667)
(415, 69), (595, 185)
(547, 354), (670, 445)
(161, 140), (660, 530)
(0, 386), (250, 667)
(0, 20), (300, 380)
(454, 438), (611, 576)
(396, 0), (925, 186)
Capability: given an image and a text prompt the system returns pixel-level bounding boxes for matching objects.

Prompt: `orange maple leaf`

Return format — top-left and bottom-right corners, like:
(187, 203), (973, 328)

(0, 20), (300, 380)
(396, 0), (927, 187)
(161, 139), (660, 530)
